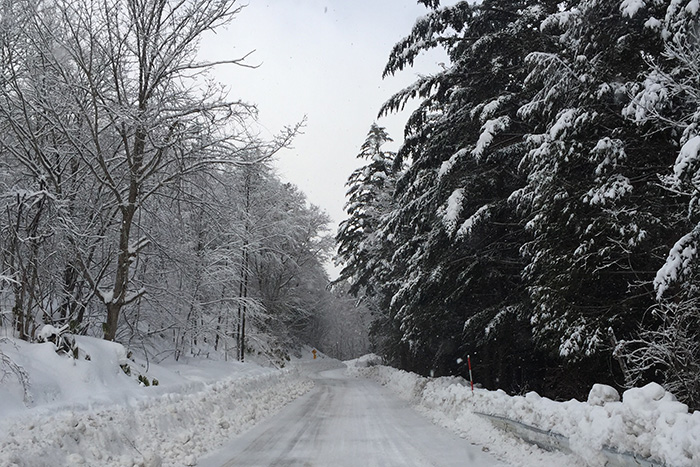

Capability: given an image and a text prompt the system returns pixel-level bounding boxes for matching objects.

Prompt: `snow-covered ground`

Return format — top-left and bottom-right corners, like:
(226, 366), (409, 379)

(4, 338), (697, 467)
(348, 356), (700, 467)
(0, 336), (313, 467)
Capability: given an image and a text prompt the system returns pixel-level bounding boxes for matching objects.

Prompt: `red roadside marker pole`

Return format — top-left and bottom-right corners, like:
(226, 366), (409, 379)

(468, 355), (474, 392)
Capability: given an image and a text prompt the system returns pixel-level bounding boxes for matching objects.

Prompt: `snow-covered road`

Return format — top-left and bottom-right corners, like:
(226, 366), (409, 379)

(199, 366), (505, 467)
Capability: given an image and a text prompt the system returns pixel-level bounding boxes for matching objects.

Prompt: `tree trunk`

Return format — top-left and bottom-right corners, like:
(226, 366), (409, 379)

(103, 127), (142, 341)
(237, 250), (248, 361)
(237, 167), (252, 361)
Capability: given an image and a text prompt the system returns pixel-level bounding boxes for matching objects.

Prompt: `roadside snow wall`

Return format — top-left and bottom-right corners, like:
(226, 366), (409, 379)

(0, 369), (313, 467)
(350, 364), (700, 467)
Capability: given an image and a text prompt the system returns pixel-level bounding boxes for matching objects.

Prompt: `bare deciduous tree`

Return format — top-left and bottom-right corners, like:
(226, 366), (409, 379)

(0, 0), (296, 341)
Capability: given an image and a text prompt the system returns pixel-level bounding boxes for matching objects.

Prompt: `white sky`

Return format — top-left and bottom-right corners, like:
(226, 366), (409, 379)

(201, 1), (451, 275)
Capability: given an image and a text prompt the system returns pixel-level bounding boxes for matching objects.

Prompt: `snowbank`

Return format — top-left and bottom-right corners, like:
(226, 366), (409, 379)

(347, 363), (579, 467)
(350, 364), (700, 466)
(344, 353), (383, 368)
(0, 336), (313, 467)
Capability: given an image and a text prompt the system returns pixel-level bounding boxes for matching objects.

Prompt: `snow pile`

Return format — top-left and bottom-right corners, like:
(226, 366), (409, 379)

(0, 336), (313, 467)
(0, 336), (137, 416)
(348, 363), (580, 467)
(344, 353), (383, 368)
(351, 363), (700, 467)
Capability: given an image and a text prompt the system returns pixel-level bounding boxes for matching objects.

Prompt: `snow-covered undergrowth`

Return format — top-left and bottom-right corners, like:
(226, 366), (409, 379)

(0, 336), (313, 467)
(349, 360), (700, 467)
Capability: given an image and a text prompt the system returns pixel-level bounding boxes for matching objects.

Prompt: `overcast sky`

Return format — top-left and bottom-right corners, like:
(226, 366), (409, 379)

(201, 1), (451, 275)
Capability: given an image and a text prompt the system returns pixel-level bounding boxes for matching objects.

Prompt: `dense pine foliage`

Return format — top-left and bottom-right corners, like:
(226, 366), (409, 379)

(338, 0), (700, 406)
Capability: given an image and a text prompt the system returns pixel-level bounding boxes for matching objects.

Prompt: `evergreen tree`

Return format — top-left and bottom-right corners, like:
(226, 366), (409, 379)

(371, 0), (561, 390)
(616, 0), (700, 409)
(513, 0), (684, 396)
(336, 124), (397, 296)
(335, 123), (407, 364)
(354, 0), (688, 399)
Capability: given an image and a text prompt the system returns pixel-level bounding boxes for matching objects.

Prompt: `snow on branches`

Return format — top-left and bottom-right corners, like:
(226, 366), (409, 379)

(654, 228), (699, 299)
(669, 135), (700, 190)
(438, 188), (464, 236)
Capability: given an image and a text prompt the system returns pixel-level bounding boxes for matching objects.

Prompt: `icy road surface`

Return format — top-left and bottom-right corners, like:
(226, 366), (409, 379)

(199, 365), (506, 467)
